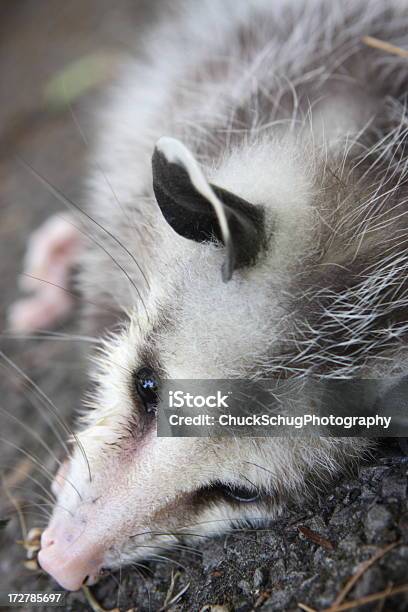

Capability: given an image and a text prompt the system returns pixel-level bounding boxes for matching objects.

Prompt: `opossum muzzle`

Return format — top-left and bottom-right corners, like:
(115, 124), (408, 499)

(38, 523), (104, 591)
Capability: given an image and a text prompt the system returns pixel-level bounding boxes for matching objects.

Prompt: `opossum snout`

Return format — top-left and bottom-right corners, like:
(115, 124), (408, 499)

(38, 525), (104, 591)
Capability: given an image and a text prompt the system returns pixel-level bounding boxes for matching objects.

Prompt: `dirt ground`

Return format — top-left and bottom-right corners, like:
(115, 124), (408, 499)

(0, 2), (407, 611)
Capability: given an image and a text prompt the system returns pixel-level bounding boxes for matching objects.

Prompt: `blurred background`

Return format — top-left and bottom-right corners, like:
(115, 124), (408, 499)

(0, 2), (165, 609)
(0, 3), (407, 611)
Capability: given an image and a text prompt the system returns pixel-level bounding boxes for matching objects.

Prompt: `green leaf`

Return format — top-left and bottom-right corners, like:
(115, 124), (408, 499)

(43, 52), (118, 111)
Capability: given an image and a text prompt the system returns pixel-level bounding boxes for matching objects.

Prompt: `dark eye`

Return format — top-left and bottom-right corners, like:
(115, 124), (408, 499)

(213, 481), (260, 503)
(134, 367), (159, 413)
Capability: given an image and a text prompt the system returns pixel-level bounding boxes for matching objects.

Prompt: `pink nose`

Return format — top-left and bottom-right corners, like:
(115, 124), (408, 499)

(38, 527), (104, 591)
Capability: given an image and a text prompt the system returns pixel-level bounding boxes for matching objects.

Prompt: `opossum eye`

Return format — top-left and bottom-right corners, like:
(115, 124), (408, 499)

(215, 482), (260, 503)
(134, 367), (159, 413)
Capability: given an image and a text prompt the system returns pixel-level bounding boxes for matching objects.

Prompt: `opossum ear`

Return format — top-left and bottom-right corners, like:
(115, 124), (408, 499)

(152, 137), (265, 282)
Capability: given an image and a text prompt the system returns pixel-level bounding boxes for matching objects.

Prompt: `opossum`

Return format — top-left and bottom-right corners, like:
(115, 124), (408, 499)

(8, 0), (408, 592)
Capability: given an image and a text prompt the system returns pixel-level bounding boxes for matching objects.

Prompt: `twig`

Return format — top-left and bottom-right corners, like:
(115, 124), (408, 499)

(298, 526), (334, 551)
(81, 585), (119, 612)
(253, 590), (271, 609)
(323, 583), (408, 612)
(297, 603), (317, 612)
(2, 457), (34, 489)
(158, 582), (190, 611)
(1, 472), (27, 540)
(330, 540), (399, 607)
(362, 36), (408, 58)
(163, 570), (181, 608)
(375, 582), (393, 612)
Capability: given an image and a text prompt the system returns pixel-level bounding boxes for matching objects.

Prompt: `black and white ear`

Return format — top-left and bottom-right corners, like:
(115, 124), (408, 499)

(152, 137), (265, 282)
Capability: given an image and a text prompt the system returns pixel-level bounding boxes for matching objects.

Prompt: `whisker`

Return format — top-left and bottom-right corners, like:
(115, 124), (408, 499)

(0, 350), (91, 485)
(0, 359), (70, 459)
(130, 529), (210, 540)
(19, 502), (54, 519)
(64, 215), (148, 320)
(131, 562), (153, 576)
(184, 516), (270, 529)
(164, 543), (202, 557)
(0, 464), (56, 506)
(0, 400), (63, 469)
(129, 563), (152, 611)
(9, 486), (72, 519)
(148, 553), (188, 573)
(99, 356), (134, 376)
(17, 157), (150, 322)
(134, 543), (202, 558)
(1, 439), (61, 489)
(20, 329), (97, 340)
(10, 486), (55, 509)
(115, 549), (123, 608)
(1, 471), (27, 539)
(17, 510), (51, 523)
(67, 102), (151, 291)
(1, 330), (97, 343)
(19, 272), (119, 319)
(0, 438), (82, 502)
(244, 460), (276, 478)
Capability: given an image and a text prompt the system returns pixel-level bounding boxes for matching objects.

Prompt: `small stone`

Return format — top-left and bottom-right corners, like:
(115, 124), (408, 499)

(338, 537), (358, 555)
(261, 589), (292, 611)
(234, 602), (252, 612)
(253, 567), (265, 590)
(384, 546), (408, 582)
(382, 474), (407, 499)
(285, 571), (308, 586)
(364, 505), (394, 543)
(398, 545), (408, 559)
(315, 585), (341, 610)
(399, 512), (408, 542)
(313, 547), (337, 570)
(23, 559), (39, 571)
(360, 483), (377, 500)
(346, 487), (361, 503)
(329, 505), (354, 526)
(202, 541), (226, 572)
(298, 574), (320, 594)
(353, 566), (385, 599)
(270, 558), (286, 582)
(237, 580), (251, 596)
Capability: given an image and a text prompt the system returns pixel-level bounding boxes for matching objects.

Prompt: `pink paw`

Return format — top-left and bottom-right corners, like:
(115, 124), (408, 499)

(8, 215), (82, 332)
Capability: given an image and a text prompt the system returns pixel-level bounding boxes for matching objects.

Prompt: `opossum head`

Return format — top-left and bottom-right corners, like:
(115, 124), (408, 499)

(38, 134), (388, 589)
